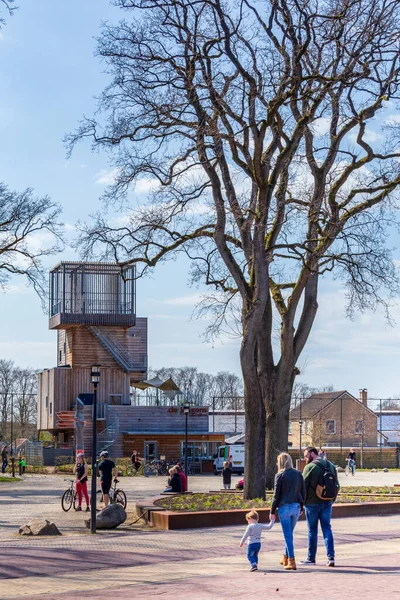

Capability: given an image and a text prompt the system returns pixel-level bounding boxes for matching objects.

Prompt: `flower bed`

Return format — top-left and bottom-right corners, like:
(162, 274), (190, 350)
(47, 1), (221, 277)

(155, 490), (400, 513)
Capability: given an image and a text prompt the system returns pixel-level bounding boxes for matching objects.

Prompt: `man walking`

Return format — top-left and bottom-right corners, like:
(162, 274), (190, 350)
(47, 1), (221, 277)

(300, 446), (340, 567)
(98, 450), (118, 507)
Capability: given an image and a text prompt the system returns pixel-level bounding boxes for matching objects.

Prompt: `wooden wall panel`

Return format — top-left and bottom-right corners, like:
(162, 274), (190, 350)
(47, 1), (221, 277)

(71, 326), (120, 368)
(57, 331), (66, 366)
(123, 433), (223, 460)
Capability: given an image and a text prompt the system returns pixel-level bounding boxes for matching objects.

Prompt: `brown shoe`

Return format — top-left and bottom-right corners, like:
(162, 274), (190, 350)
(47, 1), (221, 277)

(284, 558), (297, 570)
(280, 555), (288, 566)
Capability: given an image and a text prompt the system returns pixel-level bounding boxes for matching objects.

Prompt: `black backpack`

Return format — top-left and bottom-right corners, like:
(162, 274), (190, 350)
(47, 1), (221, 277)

(315, 461), (338, 501)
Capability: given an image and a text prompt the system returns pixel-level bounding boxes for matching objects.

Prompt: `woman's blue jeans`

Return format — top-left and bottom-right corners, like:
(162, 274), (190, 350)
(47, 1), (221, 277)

(278, 502), (300, 559)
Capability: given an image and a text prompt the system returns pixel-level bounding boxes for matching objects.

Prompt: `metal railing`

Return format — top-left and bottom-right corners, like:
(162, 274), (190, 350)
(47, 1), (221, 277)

(97, 410), (119, 454)
(88, 326), (147, 372)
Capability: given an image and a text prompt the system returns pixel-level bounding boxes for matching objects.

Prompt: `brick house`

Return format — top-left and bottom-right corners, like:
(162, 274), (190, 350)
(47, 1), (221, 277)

(289, 389), (378, 448)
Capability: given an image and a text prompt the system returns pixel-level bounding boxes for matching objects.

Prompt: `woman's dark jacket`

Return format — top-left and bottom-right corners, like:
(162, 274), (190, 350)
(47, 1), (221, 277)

(168, 473), (182, 493)
(271, 467), (306, 514)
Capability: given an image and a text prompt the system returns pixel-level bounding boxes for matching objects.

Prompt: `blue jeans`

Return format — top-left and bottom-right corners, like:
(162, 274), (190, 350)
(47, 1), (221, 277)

(247, 542), (261, 567)
(305, 502), (334, 561)
(278, 502), (300, 559)
(1, 458), (7, 473)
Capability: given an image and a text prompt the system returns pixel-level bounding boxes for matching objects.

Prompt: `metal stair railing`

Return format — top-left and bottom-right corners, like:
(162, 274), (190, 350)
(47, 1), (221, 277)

(88, 326), (146, 372)
(97, 410), (120, 454)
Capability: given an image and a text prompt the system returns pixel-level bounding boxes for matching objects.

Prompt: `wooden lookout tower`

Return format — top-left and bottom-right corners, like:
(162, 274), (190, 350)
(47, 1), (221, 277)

(37, 262), (148, 455)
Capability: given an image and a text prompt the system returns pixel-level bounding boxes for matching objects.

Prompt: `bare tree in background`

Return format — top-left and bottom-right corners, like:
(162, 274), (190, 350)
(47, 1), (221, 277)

(13, 368), (37, 438)
(147, 365), (243, 406)
(70, 0), (400, 496)
(0, 361), (37, 441)
(0, 359), (17, 435)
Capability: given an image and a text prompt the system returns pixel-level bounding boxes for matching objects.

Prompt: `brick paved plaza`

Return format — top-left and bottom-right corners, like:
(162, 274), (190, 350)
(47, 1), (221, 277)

(0, 473), (399, 600)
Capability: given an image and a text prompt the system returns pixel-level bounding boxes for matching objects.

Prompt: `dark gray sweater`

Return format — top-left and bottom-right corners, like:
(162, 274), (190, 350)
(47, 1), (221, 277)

(271, 468), (306, 515)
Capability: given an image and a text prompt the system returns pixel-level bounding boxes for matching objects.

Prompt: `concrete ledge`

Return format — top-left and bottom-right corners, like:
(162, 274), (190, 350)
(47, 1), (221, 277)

(136, 496), (400, 530)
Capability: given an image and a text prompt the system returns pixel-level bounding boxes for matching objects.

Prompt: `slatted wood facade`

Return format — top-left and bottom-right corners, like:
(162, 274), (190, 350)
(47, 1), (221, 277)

(123, 433), (224, 462)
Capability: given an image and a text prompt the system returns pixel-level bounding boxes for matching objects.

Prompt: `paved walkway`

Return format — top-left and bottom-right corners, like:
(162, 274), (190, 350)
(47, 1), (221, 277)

(0, 473), (398, 599)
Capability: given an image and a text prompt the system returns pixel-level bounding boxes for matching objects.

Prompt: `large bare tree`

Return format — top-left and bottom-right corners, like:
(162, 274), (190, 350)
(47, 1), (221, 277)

(69, 0), (400, 496)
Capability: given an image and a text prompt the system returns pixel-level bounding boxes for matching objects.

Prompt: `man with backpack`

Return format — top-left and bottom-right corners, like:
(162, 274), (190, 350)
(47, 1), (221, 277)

(300, 446), (340, 567)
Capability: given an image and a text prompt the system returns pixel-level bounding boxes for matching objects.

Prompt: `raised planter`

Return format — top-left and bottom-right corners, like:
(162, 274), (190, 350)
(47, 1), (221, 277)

(136, 496), (400, 530)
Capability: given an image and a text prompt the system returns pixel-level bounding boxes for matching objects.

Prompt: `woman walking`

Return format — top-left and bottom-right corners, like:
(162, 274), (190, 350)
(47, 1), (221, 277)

(269, 453), (305, 570)
(73, 453), (90, 511)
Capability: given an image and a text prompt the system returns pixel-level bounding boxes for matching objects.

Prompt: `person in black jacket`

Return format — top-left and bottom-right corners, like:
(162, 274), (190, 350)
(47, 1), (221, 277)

(163, 466), (182, 493)
(222, 461), (232, 489)
(269, 452), (306, 571)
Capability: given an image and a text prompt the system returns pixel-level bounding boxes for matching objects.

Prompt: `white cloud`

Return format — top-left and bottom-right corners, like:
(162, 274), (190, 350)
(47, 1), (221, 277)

(312, 117), (331, 137)
(159, 293), (203, 307)
(384, 114), (400, 125)
(94, 168), (120, 185)
(134, 178), (160, 195)
(348, 129), (382, 144)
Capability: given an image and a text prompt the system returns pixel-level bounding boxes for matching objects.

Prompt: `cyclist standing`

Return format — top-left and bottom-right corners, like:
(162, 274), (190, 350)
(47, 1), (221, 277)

(73, 453), (90, 512)
(98, 450), (118, 507)
(346, 448), (356, 475)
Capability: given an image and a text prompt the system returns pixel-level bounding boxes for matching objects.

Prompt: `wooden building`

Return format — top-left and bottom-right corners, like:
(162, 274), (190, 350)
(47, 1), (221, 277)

(37, 261), (223, 460)
(37, 262), (148, 452)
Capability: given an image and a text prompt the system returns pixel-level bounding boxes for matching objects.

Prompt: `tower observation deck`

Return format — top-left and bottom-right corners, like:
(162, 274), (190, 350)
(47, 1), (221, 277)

(49, 261), (136, 329)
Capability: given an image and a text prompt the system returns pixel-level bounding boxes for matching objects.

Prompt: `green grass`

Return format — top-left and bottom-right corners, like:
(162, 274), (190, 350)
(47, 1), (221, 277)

(0, 476), (21, 483)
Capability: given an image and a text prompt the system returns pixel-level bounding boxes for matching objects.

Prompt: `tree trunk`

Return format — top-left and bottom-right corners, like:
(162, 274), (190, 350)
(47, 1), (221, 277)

(242, 324), (297, 497)
(241, 347), (266, 499)
(263, 375), (294, 489)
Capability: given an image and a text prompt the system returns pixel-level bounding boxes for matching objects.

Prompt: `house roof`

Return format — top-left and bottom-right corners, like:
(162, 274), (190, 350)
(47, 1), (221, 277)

(289, 391), (349, 420)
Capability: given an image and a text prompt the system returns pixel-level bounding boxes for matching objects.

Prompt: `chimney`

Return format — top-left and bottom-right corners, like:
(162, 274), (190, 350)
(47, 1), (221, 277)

(359, 389), (368, 406)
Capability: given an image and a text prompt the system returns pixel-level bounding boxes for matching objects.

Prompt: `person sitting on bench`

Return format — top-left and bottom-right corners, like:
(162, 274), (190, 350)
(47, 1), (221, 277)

(163, 466), (182, 493)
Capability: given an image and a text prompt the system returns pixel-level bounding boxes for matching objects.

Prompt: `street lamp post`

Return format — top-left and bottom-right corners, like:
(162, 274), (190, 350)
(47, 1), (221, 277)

(183, 402), (190, 489)
(10, 393), (15, 478)
(299, 420), (303, 461)
(90, 365), (101, 534)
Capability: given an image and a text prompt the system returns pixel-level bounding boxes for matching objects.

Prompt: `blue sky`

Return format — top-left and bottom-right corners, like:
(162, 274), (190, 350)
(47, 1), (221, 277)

(0, 1), (400, 398)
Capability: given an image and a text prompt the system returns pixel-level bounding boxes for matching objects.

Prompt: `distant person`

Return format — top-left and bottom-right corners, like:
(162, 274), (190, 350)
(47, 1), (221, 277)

(300, 447), (340, 567)
(19, 455), (26, 475)
(131, 451), (141, 473)
(176, 464), (187, 492)
(318, 448), (327, 460)
(163, 466), (182, 493)
(98, 450), (118, 507)
(346, 448), (356, 475)
(73, 453), (90, 512)
(222, 460), (232, 489)
(1, 446), (8, 474)
(270, 452), (306, 570)
(239, 510), (274, 571)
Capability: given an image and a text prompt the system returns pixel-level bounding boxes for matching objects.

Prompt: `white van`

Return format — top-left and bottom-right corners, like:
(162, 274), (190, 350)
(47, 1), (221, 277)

(213, 444), (245, 475)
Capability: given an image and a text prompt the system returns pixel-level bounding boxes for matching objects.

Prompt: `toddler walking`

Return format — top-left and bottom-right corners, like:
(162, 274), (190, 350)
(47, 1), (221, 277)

(239, 510), (274, 571)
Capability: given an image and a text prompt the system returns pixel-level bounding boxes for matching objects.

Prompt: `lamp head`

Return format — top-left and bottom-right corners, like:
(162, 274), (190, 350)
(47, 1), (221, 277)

(91, 365), (101, 384)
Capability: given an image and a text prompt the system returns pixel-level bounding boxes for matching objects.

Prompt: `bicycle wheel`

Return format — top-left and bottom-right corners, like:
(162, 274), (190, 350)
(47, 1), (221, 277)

(126, 465), (134, 477)
(115, 489), (127, 509)
(73, 492), (79, 510)
(61, 489), (73, 512)
(345, 466), (350, 476)
(143, 464), (153, 476)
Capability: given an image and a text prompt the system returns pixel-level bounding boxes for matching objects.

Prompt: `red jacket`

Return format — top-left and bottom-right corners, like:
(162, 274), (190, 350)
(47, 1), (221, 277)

(179, 471), (187, 492)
